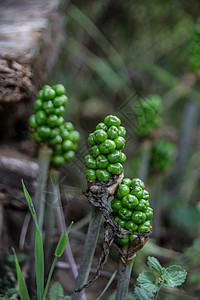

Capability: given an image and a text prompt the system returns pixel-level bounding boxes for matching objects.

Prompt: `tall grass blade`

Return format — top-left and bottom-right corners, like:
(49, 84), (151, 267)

(21, 179), (39, 229)
(35, 226), (44, 300)
(12, 249), (30, 300)
(22, 180), (44, 300)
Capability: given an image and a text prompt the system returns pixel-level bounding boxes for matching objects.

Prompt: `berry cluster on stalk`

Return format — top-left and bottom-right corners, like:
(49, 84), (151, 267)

(150, 138), (176, 172)
(136, 95), (162, 137)
(111, 177), (153, 245)
(29, 84), (80, 167)
(84, 115), (126, 182)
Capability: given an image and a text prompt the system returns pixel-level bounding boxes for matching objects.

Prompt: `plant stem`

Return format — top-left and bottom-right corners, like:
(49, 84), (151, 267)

(72, 207), (103, 300)
(28, 147), (52, 290)
(151, 177), (163, 243)
(138, 140), (152, 182)
(35, 147), (52, 231)
(154, 290), (160, 300)
(173, 100), (199, 186)
(44, 172), (56, 275)
(115, 245), (135, 300)
(42, 256), (58, 300)
(48, 169), (79, 281)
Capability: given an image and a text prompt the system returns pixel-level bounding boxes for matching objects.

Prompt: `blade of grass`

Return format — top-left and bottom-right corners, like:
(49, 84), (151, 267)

(22, 180), (44, 300)
(12, 248), (30, 300)
(22, 179), (38, 229)
(35, 227), (44, 300)
(96, 270), (117, 300)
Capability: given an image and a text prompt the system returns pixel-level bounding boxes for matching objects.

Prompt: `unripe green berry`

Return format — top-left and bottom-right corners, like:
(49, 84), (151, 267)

(86, 169), (96, 180)
(29, 114), (37, 129)
(35, 110), (47, 125)
(104, 115), (121, 128)
(99, 139), (116, 154)
(96, 122), (107, 131)
(93, 129), (107, 144)
(64, 150), (75, 161)
(52, 155), (65, 167)
(43, 85), (56, 100)
(96, 155), (109, 169)
(53, 84), (66, 96)
(68, 131), (80, 143)
(34, 99), (43, 111)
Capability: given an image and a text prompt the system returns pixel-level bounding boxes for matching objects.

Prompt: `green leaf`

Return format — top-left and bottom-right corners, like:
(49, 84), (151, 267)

(55, 233), (69, 257)
(63, 296), (72, 300)
(49, 282), (64, 300)
(22, 180), (39, 229)
(147, 256), (165, 276)
(163, 265), (187, 287)
(134, 287), (154, 300)
(55, 222), (73, 257)
(96, 270), (117, 300)
(137, 271), (158, 293)
(35, 226), (44, 300)
(12, 249), (30, 300)
(22, 180), (44, 300)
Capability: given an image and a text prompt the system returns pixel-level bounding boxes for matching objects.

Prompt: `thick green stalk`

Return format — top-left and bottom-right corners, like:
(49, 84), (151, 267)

(72, 208), (103, 300)
(44, 172), (56, 274)
(138, 141), (152, 182)
(151, 177), (163, 243)
(28, 147), (52, 290)
(115, 245), (135, 300)
(35, 147), (52, 231)
(173, 100), (199, 186)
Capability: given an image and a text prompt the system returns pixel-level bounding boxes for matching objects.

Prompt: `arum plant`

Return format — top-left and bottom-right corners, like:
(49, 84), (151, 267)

(28, 83), (80, 283)
(72, 115), (127, 300)
(29, 84), (69, 230)
(111, 177), (153, 300)
(28, 84), (69, 285)
(13, 180), (72, 300)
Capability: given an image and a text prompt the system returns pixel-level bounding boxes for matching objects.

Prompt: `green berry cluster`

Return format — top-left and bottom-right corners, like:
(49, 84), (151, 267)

(111, 177), (153, 245)
(136, 95), (162, 137)
(188, 17), (200, 72)
(29, 84), (80, 167)
(84, 115), (126, 182)
(150, 138), (176, 172)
